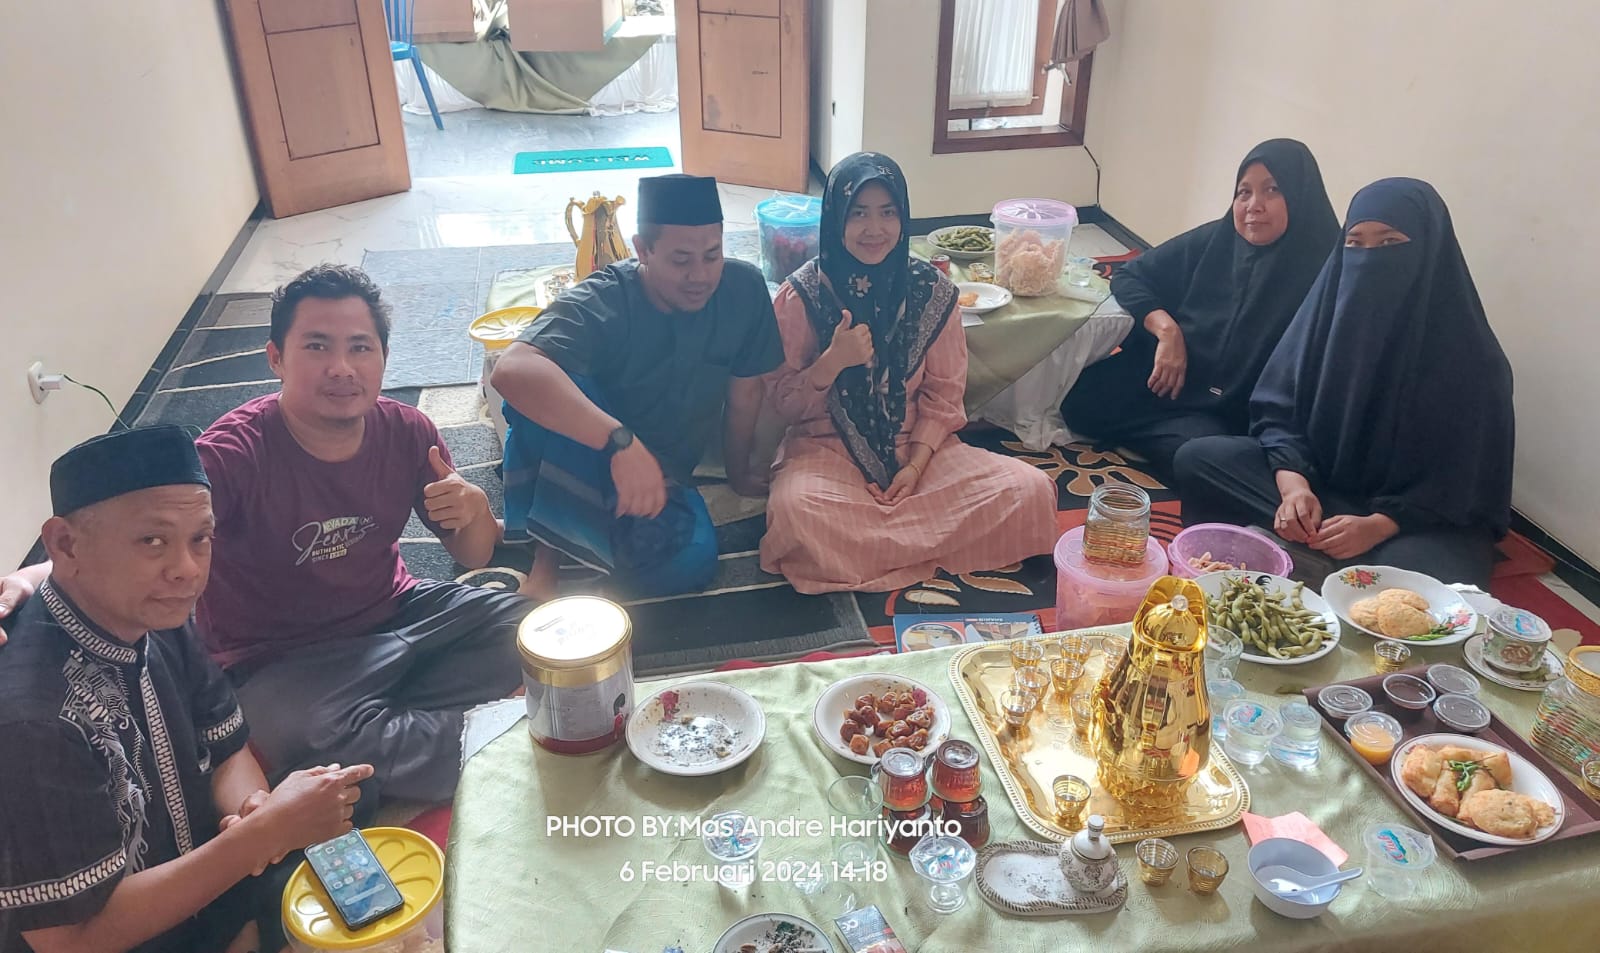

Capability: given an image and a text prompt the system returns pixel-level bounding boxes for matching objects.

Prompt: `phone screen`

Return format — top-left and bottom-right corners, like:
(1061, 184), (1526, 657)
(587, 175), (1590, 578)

(304, 831), (406, 930)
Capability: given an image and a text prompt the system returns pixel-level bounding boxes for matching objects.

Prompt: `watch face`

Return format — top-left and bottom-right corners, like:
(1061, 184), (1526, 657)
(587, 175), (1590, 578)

(609, 427), (634, 451)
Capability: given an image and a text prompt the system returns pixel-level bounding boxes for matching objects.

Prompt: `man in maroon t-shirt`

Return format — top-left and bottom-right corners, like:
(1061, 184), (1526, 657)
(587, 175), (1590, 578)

(1, 265), (530, 808)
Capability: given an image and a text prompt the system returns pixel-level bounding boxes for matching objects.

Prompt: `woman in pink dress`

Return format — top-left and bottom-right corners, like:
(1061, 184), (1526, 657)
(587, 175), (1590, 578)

(760, 152), (1059, 593)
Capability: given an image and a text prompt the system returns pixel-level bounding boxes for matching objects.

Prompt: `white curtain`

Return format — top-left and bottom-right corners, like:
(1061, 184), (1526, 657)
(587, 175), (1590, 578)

(949, 0), (1042, 109)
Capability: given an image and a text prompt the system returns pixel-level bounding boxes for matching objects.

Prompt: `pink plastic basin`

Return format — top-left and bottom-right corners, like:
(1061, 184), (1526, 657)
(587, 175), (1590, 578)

(1167, 523), (1292, 579)
(1054, 525), (1170, 630)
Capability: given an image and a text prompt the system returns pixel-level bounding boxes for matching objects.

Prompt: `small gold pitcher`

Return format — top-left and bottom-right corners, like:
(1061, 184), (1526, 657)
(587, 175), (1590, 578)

(565, 192), (630, 281)
(1093, 576), (1212, 814)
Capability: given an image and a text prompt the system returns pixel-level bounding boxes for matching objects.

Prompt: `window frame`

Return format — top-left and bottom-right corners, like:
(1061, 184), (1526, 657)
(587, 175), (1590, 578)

(932, 0), (1094, 154)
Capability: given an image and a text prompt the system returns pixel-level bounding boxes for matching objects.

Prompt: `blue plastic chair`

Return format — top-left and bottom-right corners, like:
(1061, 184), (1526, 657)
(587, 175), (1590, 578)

(385, 0), (443, 129)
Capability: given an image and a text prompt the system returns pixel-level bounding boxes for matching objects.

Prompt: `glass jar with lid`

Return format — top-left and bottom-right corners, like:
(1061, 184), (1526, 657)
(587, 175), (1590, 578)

(1082, 483), (1152, 568)
(1531, 646), (1600, 775)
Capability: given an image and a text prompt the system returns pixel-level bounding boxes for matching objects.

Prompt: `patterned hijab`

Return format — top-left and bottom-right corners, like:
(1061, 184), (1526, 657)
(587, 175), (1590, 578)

(788, 152), (957, 489)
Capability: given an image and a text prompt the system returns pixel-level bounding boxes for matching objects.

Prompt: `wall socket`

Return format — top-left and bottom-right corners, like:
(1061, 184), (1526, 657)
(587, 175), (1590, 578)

(28, 362), (63, 404)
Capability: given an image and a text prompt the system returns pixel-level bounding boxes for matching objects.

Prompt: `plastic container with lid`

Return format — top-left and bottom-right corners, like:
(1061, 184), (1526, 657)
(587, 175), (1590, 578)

(755, 194), (822, 283)
(1531, 645), (1600, 774)
(283, 827), (443, 953)
(1316, 684), (1373, 722)
(1434, 693), (1490, 734)
(1484, 605), (1553, 673)
(1168, 523), (1293, 579)
(991, 198), (1076, 296)
(517, 596), (634, 754)
(1361, 823), (1435, 902)
(1053, 525), (1169, 629)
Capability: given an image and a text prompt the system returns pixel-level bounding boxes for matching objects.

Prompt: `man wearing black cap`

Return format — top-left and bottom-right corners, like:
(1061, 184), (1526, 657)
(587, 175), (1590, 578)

(0, 427), (370, 953)
(493, 173), (785, 598)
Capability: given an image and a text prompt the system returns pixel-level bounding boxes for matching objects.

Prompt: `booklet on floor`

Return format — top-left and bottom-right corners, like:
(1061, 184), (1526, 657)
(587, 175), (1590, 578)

(893, 612), (1044, 652)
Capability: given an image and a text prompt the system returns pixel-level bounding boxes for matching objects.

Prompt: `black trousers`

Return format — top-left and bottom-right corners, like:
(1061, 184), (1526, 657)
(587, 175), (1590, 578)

(233, 580), (531, 807)
(1061, 349), (1241, 481)
(1173, 435), (1497, 588)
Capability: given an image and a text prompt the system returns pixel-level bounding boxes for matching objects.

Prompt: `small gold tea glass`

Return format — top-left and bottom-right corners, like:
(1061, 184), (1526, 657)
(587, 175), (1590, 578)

(1070, 692), (1095, 740)
(999, 689), (1039, 729)
(1101, 637), (1129, 674)
(1186, 846), (1229, 895)
(1052, 774), (1092, 831)
(1010, 640), (1046, 671)
(1013, 667), (1051, 697)
(1135, 838), (1179, 886)
(1049, 657), (1085, 696)
(1374, 641), (1412, 674)
(1059, 634), (1092, 663)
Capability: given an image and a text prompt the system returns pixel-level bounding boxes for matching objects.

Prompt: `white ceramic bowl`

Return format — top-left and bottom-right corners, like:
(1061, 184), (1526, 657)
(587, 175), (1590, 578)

(626, 681), (765, 777)
(1247, 837), (1346, 919)
(955, 281), (1013, 314)
(927, 225), (996, 261)
(714, 913), (836, 953)
(1388, 733), (1567, 846)
(1320, 565), (1480, 646)
(812, 672), (951, 766)
(1196, 571), (1341, 666)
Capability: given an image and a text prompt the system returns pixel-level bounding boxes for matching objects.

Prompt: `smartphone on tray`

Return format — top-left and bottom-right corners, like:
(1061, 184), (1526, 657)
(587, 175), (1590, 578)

(304, 830), (405, 930)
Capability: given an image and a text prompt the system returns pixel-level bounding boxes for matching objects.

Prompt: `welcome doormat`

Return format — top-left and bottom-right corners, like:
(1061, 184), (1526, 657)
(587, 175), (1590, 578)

(513, 146), (674, 174)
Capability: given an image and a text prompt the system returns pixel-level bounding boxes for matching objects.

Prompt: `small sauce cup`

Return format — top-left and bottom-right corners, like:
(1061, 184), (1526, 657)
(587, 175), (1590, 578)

(1345, 711), (1403, 766)
(1382, 674), (1436, 716)
(1433, 693), (1491, 734)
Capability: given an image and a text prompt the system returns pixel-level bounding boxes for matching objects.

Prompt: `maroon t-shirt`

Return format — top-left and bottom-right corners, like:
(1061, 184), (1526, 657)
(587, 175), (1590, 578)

(196, 394), (453, 669)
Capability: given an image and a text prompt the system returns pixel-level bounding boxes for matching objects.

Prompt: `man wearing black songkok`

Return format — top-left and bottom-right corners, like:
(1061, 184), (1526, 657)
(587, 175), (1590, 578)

(493, 173), (785, 599)
(0, 426), (370, 953)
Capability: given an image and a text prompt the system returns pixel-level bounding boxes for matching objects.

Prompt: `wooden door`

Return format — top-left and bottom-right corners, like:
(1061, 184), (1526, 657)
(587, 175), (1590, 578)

(225, 0), (411, 218)
(676, 0), (810, 193)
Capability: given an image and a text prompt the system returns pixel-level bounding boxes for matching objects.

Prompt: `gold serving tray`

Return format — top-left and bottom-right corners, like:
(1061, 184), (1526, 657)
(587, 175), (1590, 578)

(949, 633), (1250, 843)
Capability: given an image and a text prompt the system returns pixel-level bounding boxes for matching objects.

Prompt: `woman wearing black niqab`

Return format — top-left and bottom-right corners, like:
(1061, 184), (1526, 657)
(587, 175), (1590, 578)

(1174, 178), (1514, 588)
(1061, 138), (1340, 477)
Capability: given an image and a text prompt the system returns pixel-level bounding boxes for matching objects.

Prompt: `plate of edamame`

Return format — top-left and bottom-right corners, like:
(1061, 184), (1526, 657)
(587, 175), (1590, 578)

(1198, 571), (1341, 666)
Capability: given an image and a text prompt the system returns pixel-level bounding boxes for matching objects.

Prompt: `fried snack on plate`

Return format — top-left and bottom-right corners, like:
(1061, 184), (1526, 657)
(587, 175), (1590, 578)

(1401, 746), (1444, 799)
(958, 291), (979, 308)
(1464, 769), (1498, 798)
(1378, 601), (1433, 639)
(1480, 751), (1513, 787)
(1429, 769), (1461, 816)
(1351, 597), (1383, 631)
(1458, 789), (1553, 839)
(1379, 588), (1431, 611)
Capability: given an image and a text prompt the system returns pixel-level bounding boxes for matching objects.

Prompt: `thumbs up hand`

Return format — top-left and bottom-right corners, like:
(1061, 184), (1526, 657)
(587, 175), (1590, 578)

(824, 309), (874, 372)
(423, 445), (489, 532)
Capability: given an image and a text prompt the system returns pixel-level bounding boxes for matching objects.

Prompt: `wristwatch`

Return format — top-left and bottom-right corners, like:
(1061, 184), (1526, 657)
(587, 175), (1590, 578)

(603, 425), (635, 457)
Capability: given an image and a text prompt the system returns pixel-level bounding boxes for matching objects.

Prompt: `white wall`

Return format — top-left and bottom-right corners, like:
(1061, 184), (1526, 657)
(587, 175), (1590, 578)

(1089, 0), (1600, 564)
(0, 1), (259, 565)
(811, 0), (867, 173)
(840, 0), (1099, 216)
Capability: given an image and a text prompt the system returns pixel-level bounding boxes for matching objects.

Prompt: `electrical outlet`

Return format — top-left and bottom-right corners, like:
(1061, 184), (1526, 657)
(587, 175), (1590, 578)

(27, 362), (63, 404)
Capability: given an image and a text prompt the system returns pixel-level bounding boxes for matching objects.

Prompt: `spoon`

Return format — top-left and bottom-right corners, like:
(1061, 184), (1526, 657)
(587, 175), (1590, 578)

(1258, 864), (1364, 897)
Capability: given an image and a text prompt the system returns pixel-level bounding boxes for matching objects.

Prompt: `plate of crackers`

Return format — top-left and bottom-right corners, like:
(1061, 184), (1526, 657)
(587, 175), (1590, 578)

(1320, 565), (1480, 646)
(1390, 733), (1566, 845)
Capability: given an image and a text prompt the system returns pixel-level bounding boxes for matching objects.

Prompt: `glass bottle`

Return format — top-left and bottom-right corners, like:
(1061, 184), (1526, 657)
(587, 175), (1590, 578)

(1531, 647), (1600, 774)
(1082, 483), (1152, 567)
(939, 796), (990, 849)
(930, 740), (981, 803)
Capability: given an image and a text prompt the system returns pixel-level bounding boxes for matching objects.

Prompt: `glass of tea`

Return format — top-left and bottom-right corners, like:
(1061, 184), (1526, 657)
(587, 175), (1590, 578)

(930, 739), (982, 803)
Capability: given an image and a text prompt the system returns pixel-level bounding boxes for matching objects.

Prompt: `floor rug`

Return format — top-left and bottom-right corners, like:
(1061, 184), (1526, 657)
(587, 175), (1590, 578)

(512, 146), (673, 174)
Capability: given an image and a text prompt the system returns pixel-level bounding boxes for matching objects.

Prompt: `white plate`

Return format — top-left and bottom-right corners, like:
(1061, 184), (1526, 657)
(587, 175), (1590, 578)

(1462, 633), (1564, 692)
(1320, 566), (1480, 646)
(626, 681), (765, 777)
(955, 281), (1012, 315)
(1196, 571), (1340, 666)
(812, 672), (951, 766)
(714, 913), (836, 953)
(927, 225), (995, 260)
(1388, 733), (1566, 846)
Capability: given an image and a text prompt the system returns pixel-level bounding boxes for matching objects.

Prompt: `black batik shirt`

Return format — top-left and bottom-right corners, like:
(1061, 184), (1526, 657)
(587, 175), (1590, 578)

(0, 581), (250, 953)
(520, 258), (784, 483)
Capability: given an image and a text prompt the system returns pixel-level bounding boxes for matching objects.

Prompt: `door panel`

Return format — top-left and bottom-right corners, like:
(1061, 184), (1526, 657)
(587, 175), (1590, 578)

(676, 0), (810, 193)
(268, 27), (382, 158)
(259, 0), (357, 33)
(225, 0), (410, 218)
(697, 14), (781, 137)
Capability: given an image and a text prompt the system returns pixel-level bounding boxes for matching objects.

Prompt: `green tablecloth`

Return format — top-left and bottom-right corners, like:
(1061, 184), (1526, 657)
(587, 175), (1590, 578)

(445, 629), (1600, 952)
(908, 238), (1102, 411)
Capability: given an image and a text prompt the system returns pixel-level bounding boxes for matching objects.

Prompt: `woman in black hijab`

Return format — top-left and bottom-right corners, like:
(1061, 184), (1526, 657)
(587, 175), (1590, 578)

(1061, 139), (1340, 477)
(760, 152), (1058, 592)
(1174, 178), (1514, 587)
